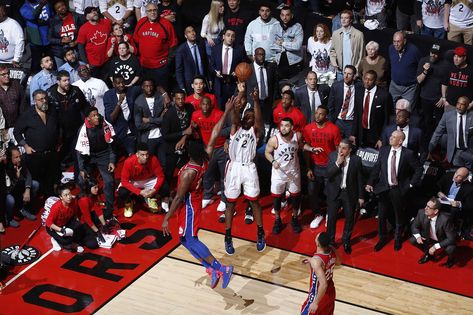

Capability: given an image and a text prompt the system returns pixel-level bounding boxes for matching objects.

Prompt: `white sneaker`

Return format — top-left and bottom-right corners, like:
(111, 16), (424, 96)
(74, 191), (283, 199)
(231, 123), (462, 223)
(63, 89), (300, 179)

(202, 199), (214, 208)
(271, 208), (276, 214)
(217, 201), (226, 212)
(76, 246), (84, 253)
(161, 201), (169, 213)
(51, 237), (61, 251)
(310, 215), (324, 229)
(360, 208), (367, 216)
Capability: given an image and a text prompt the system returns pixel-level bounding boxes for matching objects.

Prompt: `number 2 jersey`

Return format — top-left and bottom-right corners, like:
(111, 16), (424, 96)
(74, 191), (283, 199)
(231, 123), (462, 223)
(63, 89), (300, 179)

(228, 126), (257, 163)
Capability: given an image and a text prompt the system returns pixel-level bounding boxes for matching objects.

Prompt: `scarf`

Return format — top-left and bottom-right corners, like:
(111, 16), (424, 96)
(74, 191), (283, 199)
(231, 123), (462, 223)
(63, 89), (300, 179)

(75, 117), (115, 155)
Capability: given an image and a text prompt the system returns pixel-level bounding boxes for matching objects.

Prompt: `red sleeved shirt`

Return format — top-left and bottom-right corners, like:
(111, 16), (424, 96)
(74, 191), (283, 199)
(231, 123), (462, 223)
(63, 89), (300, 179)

(185, 93), (218, 110)
(105, 35), (138, 56)
(76, 18), (112, 66)
(133, 17), (178, 68)
(273, 103), (307, 132)
(77, 196), (104, 227)
(303, 121), (341, 166)
(120, 155), (165, 195)
(46, 200), (78, 228)
(191, 108), (226, 148)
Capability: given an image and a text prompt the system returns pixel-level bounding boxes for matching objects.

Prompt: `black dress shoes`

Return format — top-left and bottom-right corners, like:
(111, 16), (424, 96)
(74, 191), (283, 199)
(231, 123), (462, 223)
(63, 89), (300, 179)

(418, 254), (430, 264)
(374, 239), (387, 252)
(446, 257), (455, 268)
(394, 239), (402, 251)
(343, 243), (352, 254)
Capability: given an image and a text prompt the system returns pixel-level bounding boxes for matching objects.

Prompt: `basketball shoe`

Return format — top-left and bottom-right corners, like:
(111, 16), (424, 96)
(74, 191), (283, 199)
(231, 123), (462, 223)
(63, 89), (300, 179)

(206, 268), (220, 289)
(219, 265), (234, 289)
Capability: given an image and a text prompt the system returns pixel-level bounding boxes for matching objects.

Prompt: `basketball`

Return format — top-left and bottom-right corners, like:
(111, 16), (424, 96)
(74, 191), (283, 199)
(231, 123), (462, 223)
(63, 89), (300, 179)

(235, 62), (253, 82)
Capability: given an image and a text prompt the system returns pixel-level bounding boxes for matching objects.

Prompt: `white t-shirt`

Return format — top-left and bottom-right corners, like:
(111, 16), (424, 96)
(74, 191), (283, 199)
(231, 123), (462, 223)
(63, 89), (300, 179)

(0, 18), (25, 63)
(449, 0), (473, 28)
(146, 96), (161, 139)
(73, 77), (109, 116)
(418, 0), (445, 29)
(366, 0), (386, 16)
(99, 0), (133, 20)
(307, 38), (333, 75)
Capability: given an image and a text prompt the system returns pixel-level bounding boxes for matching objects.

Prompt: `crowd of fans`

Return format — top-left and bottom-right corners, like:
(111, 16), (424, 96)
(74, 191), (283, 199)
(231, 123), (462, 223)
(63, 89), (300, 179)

(0, 0), (471, 265)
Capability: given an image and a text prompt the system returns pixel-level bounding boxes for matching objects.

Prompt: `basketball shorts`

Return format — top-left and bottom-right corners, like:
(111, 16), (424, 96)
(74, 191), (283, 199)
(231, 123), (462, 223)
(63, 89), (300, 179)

(301, 283), (336, 315)
(270, 168), (301, 196)
(224, 161), (260, 202)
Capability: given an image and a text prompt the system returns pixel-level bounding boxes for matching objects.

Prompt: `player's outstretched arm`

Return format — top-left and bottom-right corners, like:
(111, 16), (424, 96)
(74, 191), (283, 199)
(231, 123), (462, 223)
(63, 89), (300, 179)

(251, 87), (263, 138)
(162, 170), (196, 237)
(206, 96), (236, 158)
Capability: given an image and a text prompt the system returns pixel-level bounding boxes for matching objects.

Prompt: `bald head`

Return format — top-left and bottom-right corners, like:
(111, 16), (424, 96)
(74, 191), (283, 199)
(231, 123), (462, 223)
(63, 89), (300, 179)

(453, 167), (469, 184)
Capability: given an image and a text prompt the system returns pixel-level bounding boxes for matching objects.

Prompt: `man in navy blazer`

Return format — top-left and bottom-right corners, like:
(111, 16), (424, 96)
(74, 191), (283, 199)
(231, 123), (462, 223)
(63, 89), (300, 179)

(211, 28), (247, 109)
(294, 71), (330, 123)
(175, 26), (210, 95)
(381, 109), (423, 157)
(104, 76), (138, 157)
(327, 65), (362, 138)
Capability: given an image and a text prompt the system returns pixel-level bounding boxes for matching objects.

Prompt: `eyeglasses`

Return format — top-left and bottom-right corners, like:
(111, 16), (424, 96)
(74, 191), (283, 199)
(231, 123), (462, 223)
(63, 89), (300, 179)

(0, 72), (9, 76)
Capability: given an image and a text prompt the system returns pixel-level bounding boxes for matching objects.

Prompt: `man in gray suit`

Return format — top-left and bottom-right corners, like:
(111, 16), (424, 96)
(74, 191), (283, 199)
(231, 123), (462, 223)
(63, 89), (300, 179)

(409, 197), (456, 268)
(429, 96), (473, 169)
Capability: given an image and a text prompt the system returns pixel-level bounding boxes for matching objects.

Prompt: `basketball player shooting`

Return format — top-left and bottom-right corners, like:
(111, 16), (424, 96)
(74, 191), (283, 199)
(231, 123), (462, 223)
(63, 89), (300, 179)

(161, 96), (238, 289)
(300, 232), (341, 315)
(223, 82), (265, 255)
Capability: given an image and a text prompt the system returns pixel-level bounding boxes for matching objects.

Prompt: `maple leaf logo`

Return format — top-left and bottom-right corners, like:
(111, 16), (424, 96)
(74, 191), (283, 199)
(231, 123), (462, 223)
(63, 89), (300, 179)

(90, 31), (107, 46)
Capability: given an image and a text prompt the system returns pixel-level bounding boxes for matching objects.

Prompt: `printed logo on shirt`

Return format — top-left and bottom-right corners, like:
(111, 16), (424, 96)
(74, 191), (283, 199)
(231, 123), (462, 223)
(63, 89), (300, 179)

(114, 64), (135, 81)
(424, 0), (444, 16)
(90, 30), (108, 46)
(313, 48), (330, 73)
(0, 30), (9, 53)
(449, 71), (470, 88)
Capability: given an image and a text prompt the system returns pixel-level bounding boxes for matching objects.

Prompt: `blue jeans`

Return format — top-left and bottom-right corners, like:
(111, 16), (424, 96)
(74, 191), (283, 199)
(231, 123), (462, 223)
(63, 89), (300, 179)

(5, 180), (40, 221)
(420, 25), (445, 40)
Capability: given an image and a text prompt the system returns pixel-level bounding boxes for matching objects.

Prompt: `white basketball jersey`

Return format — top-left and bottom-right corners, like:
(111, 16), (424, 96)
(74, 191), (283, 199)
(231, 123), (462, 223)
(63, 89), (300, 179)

(229, 126), (257, 163)
(274, 132), (299, 172)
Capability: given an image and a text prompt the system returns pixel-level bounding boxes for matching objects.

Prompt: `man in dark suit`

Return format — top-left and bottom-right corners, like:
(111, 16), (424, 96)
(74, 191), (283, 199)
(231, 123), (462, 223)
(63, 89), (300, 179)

(103, 76), (138, 158)
(429, 96), (473, 169)
(327, 65), (361, 138)
(366, 130), (423, 251)
(294, 71), (330, 123)
(437, 167), (473, 238)
(326, 139), (364, 254)
(134, 78), (167, 168)
(175, 26), (210, 95)
(211, 28), (247, 109)
(351, 70), (391, 149)
(409, 197), (457, 267)
(246, 47), (278, 124)
(381, 109), (423, 157)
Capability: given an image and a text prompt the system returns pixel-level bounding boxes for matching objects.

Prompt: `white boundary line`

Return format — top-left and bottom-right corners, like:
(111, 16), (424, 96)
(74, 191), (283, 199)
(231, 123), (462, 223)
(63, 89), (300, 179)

(3, 248), (54, 288)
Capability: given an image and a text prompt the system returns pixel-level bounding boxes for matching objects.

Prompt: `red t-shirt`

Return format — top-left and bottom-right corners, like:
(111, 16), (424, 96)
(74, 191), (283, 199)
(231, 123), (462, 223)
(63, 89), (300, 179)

(191, 109), (226, 148)
(61, 13), (77, 41)
(77, 18), (112, 66)
(46, 200), (78, 228)
(77, 195), (105, 227)
(273, 103), (307, 132)
(133, 17), (178, 68)
(303, 121), (341, 166)
(185, 93), (218, 110)
(120, 155), (165, 195)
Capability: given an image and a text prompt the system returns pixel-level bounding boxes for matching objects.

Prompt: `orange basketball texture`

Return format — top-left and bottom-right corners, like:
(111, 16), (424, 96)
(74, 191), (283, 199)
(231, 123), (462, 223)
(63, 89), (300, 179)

(235, 62), (253, 82)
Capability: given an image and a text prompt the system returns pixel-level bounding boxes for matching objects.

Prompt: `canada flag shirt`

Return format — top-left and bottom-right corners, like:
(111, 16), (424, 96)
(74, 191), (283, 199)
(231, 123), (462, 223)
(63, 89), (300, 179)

(77, 18), (112, 66)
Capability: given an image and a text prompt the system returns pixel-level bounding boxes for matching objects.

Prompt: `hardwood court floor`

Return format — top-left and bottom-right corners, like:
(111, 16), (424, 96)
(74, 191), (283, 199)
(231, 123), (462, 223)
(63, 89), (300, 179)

(96, 230), (473, 315)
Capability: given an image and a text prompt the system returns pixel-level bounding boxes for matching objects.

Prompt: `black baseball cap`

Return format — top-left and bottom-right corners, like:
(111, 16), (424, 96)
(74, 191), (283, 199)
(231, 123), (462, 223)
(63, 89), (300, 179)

(84, 6), (98, 15)
(430, 44), (441, 53)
